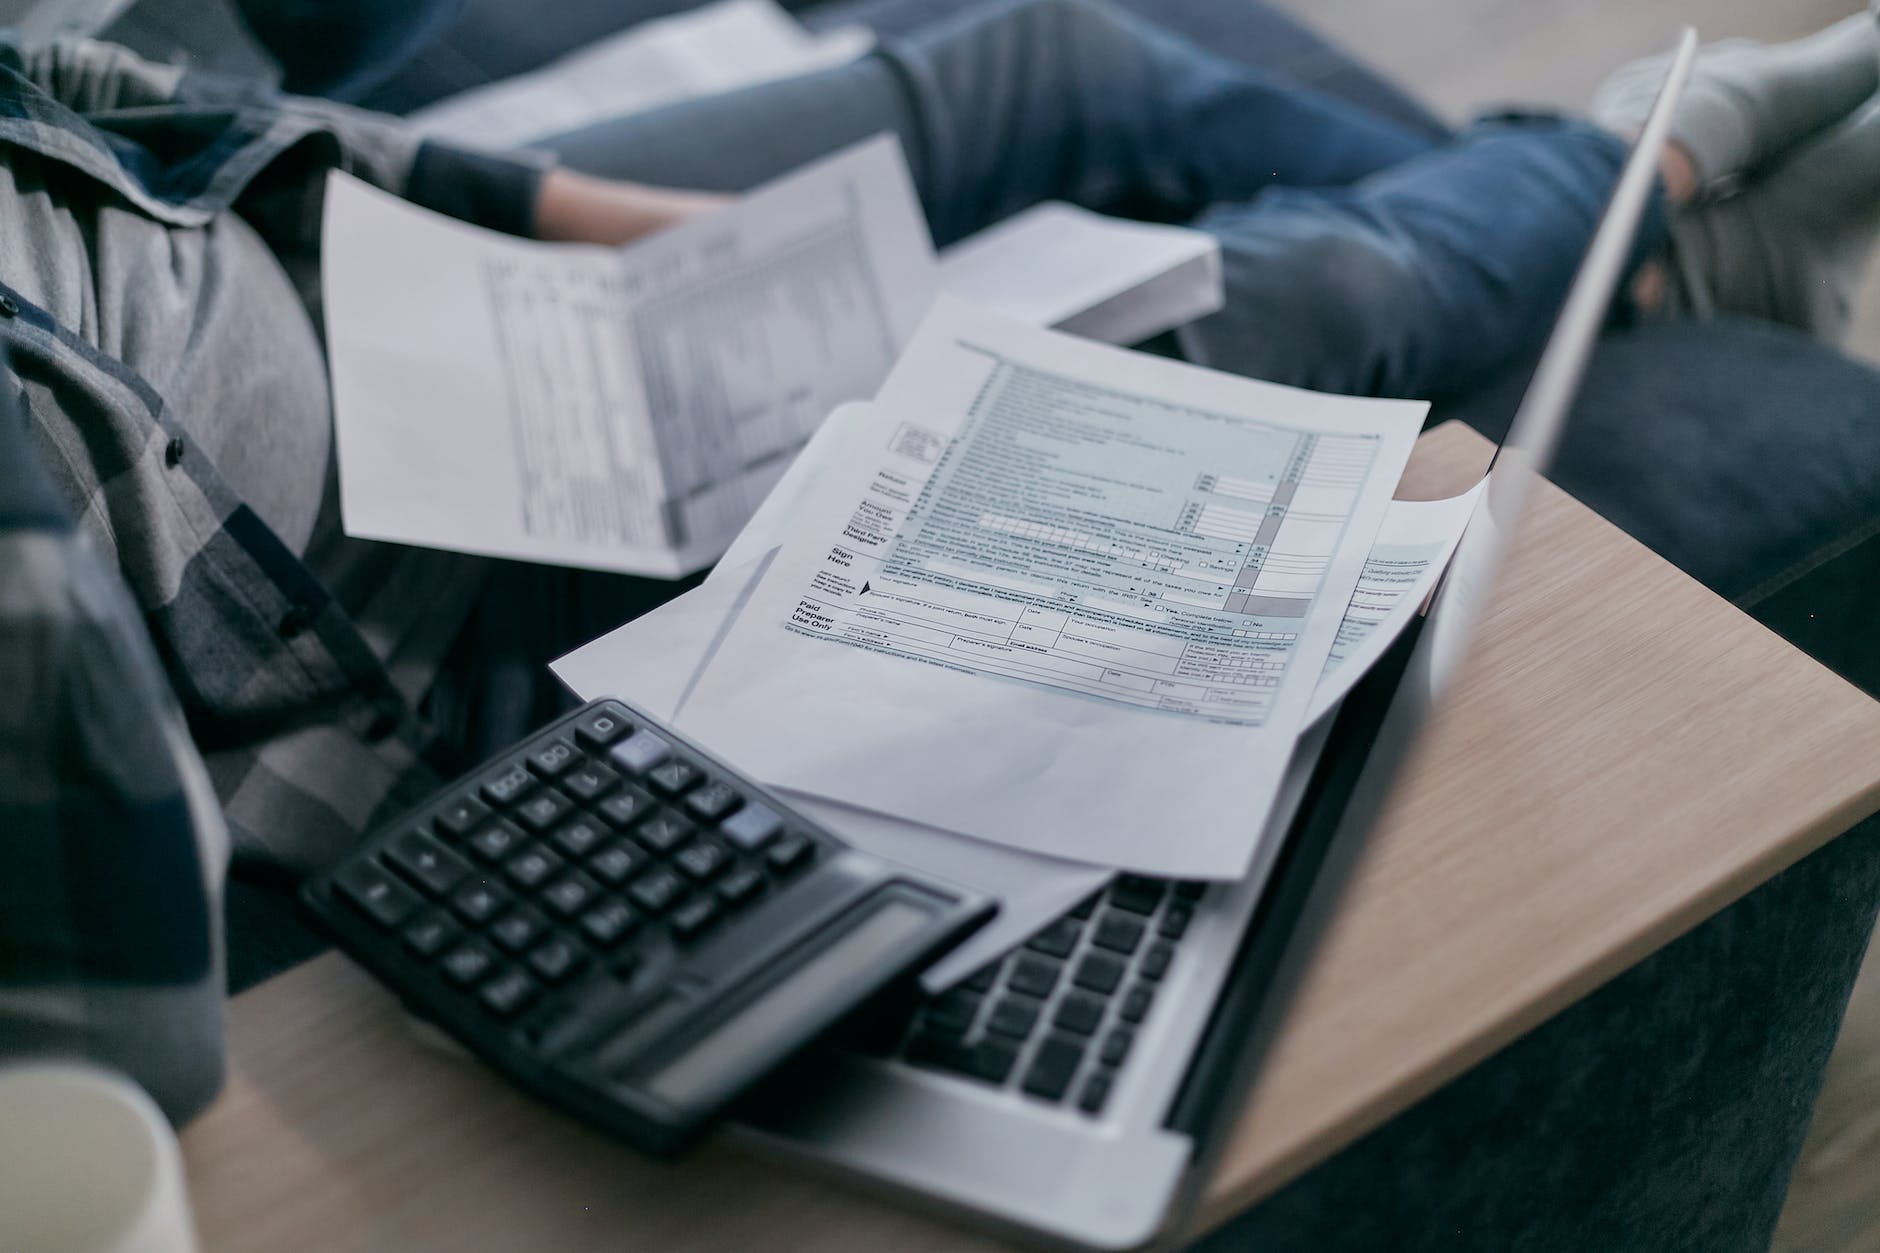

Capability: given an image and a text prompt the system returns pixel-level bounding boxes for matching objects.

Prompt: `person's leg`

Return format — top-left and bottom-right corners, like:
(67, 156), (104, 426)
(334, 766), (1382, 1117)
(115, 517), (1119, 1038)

(543, 0), (1436, 247)
(1177, 116), (1665, 399)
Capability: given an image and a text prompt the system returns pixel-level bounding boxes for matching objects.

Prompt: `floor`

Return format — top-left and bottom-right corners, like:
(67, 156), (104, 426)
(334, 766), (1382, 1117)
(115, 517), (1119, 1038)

(1258, 0), (1880, 1248)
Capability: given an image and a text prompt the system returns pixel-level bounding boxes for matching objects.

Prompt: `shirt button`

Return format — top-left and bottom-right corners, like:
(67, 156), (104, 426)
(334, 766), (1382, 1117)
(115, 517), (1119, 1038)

(277, 604), (314, 639)
(164, 436), (186, 467)
(0, 293), (18, 318)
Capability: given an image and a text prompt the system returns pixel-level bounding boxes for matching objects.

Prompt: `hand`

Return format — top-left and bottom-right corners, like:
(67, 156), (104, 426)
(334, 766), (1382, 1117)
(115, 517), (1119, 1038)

(533, 168), (732, 245)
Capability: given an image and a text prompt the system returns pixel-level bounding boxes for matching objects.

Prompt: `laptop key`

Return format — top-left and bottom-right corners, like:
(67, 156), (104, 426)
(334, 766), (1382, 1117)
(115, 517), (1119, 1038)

(1109, 876), (1165, 916)
(986, 995), (1042, 1041)
(1099, 1027), (1134, 1068)
(966, 1038), (1019, 1084)
(1159, 904), (1194, 940)
(1025, 917), (1081, 959)
(1021, 1034), (1086, 1102)
(1053, 992), (1105, 1037)
(1008, 954), (1062, 999)
(1120, 982), (1156, 1024)
(1077, 1072), (1113, 1116)
(962, 966), (999, 994)
(1140, 940), (1174, 981)
(925, 990), (982, 1034)
(1093, 912), (1146, 955)
(1072, 951), (1125, 996)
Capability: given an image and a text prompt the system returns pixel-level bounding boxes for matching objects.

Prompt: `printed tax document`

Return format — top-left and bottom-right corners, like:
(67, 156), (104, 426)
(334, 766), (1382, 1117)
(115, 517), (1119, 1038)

(677, 298), (1425, 878)
(1305, 484), (1485, 725)
(549, 552), (1111, 993)
(323, 135), (934, 578)
(937, 203), (1223, 348)
(410, 0), (873, 151)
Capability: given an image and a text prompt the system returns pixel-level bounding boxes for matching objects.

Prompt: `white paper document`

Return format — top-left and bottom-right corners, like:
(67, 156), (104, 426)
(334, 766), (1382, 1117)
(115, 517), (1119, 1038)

(938, 202), (1223, 346)
(323, 135), (936, 577)
(677, 298), (1425, 878)
(1305, 485), (1485, 724)
(549, 558), (1113, 992)
(410, 0), (873, 150)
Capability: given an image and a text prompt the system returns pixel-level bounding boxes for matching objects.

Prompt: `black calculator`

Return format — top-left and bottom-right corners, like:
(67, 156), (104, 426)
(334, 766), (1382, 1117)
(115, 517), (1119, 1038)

(302, 698), (996, 1156)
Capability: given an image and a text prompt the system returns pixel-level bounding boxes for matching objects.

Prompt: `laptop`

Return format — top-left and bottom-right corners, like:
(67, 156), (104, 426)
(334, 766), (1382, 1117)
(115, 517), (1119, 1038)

(736, 31), (1699, 1250)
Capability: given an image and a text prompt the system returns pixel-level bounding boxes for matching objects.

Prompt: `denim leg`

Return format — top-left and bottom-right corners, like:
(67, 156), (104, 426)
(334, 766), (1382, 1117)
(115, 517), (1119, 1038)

(1180, 117), (1670, 399)
(543, 0), (1434, 246)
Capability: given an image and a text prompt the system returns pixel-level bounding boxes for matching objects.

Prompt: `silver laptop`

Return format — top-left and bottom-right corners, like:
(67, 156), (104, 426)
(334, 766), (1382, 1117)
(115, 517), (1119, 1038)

(736, 33), (1698, 1250)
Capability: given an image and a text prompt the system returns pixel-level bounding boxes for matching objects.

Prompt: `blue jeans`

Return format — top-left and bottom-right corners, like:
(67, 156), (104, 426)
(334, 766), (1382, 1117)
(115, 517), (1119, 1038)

(546, 0), (1664, 400)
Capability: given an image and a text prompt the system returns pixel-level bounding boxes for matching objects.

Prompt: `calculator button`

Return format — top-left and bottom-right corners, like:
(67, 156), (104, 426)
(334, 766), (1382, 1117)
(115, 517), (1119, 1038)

(578, 900), (640, 948)
(490, 907), (548, 955)
(573, 708), (632, 750)
(440, 941), (497, 986)
(402, 911), (461, 959)
(514, 788), (575, 833)
(609, 730), (672, 776)
(504, 846), (563, 891)
(335, 862), (421, 929)
(684, 781), (742, 823)
(719, 803), (781, 850)
(588, 841), (647, 886)
(450, 878), (511, 926)
(670, 895), (722, 941)
(647, 760), (701, 797)
(673, 838), (731, 883)
(765, 834), (814, 877)
(716, 866), (764, 908)
(634, 811), (694, 855)
(385, 829), (471, 897)
(527, 937), (586, 984)
(559, 762), (621, 804)
(596, 785), (657, 830)
(541, 872), (601, 919)
(433, 794), (490, 840)
(549, 815), (608, 860)
(1092, 912), (1145, 956)
(526, 738), (580, 779)
(468, 819), (526, 864)
(479, 967), (538, 1019)
(628, 866), (686, 915)
(480, 762), (536, 809)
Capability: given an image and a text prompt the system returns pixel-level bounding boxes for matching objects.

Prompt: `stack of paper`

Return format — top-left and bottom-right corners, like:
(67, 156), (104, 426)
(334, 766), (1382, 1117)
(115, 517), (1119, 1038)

(552, 298), (1482, 986)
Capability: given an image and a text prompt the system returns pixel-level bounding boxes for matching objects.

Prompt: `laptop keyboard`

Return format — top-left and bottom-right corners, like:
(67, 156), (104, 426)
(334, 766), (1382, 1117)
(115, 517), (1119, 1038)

(885, 876), (1207, 1116)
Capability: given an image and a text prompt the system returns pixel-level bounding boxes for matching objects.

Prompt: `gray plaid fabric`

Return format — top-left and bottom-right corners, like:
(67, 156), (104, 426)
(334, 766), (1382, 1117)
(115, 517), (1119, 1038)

(0, 35), (545, 879)
(0, 365), (231, 1125)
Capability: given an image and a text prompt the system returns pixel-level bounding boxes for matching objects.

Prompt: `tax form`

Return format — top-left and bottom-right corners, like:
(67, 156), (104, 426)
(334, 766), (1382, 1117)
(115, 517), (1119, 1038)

(323, 135), (935, 577)
(676, 298), (1425, 878)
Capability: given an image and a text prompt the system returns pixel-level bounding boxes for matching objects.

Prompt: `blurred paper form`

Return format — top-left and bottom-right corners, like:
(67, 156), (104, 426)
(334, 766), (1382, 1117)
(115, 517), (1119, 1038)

(410, 0), (874, 150)
(677, 298), (1426, 879)
(323, 135), (936, 577)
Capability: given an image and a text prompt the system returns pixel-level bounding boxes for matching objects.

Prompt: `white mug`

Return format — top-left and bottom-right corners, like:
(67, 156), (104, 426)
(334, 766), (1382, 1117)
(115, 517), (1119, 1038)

(0, 1061), (201, 1253)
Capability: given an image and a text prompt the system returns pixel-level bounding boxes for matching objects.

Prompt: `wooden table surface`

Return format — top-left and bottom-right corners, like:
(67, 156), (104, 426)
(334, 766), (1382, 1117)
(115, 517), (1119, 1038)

(181, 422), (1880, 1250)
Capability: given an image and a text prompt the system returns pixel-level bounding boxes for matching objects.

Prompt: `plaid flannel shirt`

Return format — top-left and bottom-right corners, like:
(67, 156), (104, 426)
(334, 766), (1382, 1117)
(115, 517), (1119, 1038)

(0, 35), (546, 879)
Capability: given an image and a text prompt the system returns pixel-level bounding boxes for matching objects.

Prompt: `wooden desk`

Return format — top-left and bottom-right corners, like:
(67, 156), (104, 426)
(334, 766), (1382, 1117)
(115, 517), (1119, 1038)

(181, 423), (1880, 1250)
